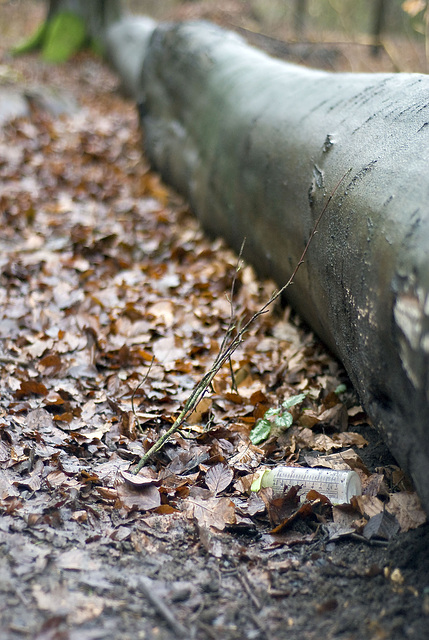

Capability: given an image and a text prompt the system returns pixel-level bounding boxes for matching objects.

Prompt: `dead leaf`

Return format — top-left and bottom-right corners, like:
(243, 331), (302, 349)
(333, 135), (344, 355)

(386, 492), (427, 532)
(185, 495), (236, 530)
(363, 511), (400, 541)
(205, 463), (233, 495)
(56, 549), (100, 571)
(32, 584), (105, 624)
(331, 432), (368, 448)
(187, 396), (212, 424)
(15, 380), (48, 399)
(317, 404), (348, 431)
(116, 482), (161, 511)
(363, 473), (388, 497)
(305, 448), (369, 475)
(352, 494), (385, 519)
(152, 335), (186, 367)
(258, 485), (300, 528)
(120, 468), (158, 487)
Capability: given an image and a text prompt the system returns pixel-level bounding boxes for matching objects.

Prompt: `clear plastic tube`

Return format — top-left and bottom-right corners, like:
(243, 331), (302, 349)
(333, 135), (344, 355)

(260, 466), (362, 504)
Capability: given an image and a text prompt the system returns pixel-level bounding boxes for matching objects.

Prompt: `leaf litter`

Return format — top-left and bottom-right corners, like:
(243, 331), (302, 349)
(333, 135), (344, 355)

(1, 5), (429, 639)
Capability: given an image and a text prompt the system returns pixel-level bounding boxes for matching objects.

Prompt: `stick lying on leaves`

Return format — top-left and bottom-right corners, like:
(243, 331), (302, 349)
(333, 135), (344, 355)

(133, 171), (350, 473)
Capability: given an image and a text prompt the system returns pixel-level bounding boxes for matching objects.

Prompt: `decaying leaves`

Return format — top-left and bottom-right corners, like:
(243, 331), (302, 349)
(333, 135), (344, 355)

(0, 48), (425, 575)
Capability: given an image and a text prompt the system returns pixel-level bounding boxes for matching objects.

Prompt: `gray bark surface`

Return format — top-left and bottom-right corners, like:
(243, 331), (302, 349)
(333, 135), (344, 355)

(136, 21), (429, 514)
(47, 0), (122, 42)
(105, 16), (156, 97)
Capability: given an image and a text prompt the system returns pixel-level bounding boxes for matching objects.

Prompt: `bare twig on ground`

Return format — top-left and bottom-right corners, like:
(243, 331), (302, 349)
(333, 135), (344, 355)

(134, 171), (350, 473)
(137, 576), (188, 638)
(131, 356), (154, 432)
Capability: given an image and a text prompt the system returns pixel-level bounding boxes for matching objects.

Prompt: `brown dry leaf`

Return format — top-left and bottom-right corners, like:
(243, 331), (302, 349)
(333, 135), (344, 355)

(332, 502), (361, 527)
(38, 353), (62, 374)
(352, 494), (385, 519)
(299, 411), (320, 428)
(152, 335), (186, 367)
(116, 481), (161, 511)
(96, 487), (118, 501)
(305, 448), (369, 473)
(187, 396), (212, 424)
(46, 470), (81, 490)
(259, 486), (300, 528)
(317, 404), (349, 431)
(311, 433), (342, 452)
(120, 468), (158, 487)
(228, 439), (264, 471)
(205, 463), (233, 495)
(185, 495), (236, 531)
(363, 473), (388, 497)
(0, 469), (20, 499)
(386, 492), (427, 532)
(331, 432), (368, 448)
(269, 500), (314, 534)
(15, 380), (48, 399)
(32, 584), (105, 625)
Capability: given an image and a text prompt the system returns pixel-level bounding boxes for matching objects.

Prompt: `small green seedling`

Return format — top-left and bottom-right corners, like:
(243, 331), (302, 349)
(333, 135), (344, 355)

(249, 393), (306, 445)
(335, 383), (347, 395)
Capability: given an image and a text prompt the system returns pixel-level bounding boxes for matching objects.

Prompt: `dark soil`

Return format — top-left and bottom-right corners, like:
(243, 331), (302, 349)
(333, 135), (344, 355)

(1, 3), (429, 640)
(1, 502), (429, 640)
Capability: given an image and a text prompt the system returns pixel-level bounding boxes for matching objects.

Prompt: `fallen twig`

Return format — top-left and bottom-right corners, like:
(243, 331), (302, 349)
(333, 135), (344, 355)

(134, 171), (350, 472)
(131, 356), (155, 432)
(138, 576), (188, 638)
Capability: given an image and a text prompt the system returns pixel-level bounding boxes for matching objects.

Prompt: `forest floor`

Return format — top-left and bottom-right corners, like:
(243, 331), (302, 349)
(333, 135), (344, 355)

(1, 2), (429, 640)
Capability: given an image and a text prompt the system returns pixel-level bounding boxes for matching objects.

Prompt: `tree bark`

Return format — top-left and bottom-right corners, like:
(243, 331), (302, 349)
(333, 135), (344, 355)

(14, 0), (122, 60)
(136, 21), (429, 514)
(105, 16), (156, 97)
(46, 0), (122, 42)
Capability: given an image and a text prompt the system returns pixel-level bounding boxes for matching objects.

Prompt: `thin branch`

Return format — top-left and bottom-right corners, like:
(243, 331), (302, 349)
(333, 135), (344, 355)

(131, 356), (154, 432)
(137, 576), (188, 638)
(133, 171), (350, 472)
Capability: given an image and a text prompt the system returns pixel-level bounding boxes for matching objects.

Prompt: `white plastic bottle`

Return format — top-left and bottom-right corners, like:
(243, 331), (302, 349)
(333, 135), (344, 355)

(257, 466), (362, 504)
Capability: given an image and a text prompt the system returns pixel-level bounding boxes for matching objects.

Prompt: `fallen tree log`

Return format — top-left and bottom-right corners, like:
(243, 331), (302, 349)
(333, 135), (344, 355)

(105, 16), (156, 97)
(133, 21), (429, 515)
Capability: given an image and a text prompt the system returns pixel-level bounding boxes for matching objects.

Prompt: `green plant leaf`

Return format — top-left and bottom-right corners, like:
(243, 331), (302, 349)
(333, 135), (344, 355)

(263, 407), (278, 418)
(335, 383), (347, 395)
(249, 418), (272, 445)
(274, 412), (293, 429)
(282, 393), (306, 409)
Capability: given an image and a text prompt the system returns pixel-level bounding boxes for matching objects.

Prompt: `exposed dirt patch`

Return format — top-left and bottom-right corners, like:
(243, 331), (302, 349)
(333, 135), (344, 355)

(1, 3), (429, 640)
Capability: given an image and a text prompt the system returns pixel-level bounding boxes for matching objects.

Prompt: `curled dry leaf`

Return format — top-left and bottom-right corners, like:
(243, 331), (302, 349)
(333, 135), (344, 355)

(120, 468), (158, 487)
(305, 448), (369, 474)
(116, 482), (161, 511)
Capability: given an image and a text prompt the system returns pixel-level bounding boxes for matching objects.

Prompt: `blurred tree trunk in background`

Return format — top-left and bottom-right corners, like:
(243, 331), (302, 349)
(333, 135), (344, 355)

(13, 0), (122, 61)
(371, 0), (387, 56)
(46, 0), (122, 42)
(293, 0), (307, 38)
